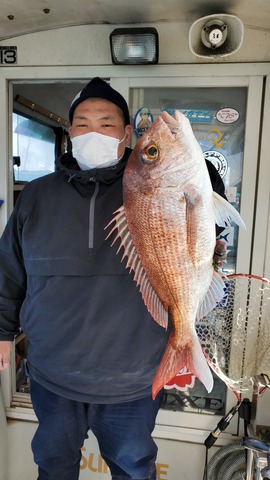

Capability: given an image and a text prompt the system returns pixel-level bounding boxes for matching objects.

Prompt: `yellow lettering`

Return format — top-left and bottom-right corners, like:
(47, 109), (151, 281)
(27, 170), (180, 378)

(88, 453), (98, 472)
(156, 462), (169, 480)
(102, 455), (109, 474)
(206, 128), (224, 148)
(80, 450), (110, 474)
(80, 447), (87, 470)
(81, 450), (167, 477)
(97, 454), (103, 473)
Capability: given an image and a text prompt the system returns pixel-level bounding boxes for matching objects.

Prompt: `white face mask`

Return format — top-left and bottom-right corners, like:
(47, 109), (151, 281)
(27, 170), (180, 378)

(71, 131), (126, 170)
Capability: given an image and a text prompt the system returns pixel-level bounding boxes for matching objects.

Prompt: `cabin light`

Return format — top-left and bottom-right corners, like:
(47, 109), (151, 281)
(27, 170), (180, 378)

(110, 28), (159, 65)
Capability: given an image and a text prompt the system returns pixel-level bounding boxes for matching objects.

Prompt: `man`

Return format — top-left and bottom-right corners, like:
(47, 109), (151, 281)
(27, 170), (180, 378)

(0, 77), (226, 480)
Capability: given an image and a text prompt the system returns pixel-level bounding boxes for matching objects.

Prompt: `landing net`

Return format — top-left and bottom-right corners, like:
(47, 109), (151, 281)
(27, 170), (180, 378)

(196, 274), (270, 397)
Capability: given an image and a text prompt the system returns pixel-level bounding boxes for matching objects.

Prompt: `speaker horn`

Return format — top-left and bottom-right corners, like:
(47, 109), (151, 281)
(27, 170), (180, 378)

(189, 13), (244, 58)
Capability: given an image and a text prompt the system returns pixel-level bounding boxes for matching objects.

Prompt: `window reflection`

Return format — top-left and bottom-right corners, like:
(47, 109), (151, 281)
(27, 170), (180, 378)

(13, 113), (55, 182)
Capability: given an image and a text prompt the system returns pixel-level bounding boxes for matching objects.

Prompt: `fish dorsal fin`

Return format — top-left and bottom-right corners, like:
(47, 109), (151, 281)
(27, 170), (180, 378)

(106, 206), (168, 329)
(213, 191), (246, 229)
(196, 270), (225, 321)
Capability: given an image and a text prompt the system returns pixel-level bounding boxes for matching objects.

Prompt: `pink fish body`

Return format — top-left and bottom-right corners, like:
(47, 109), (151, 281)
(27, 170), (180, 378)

(107, 110), (245, 399)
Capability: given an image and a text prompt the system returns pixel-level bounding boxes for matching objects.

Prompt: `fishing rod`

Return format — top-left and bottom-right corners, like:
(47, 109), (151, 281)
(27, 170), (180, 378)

(204, 401), (242, 449)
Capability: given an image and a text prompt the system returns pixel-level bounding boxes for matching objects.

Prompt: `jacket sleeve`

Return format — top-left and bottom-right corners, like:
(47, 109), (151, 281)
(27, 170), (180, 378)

(0, 199), (27, 341)
(205, 159), (228, 237)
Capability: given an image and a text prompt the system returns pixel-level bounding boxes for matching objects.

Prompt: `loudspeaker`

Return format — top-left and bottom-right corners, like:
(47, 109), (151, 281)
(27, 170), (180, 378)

(189, 13), (244, 58)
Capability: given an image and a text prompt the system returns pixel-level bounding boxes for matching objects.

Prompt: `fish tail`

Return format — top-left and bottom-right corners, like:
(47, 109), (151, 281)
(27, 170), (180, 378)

(152, 333), (213, 399)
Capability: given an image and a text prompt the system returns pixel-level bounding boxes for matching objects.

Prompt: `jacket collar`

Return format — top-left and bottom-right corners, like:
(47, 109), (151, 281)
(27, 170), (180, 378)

(56, 148), (132, 186)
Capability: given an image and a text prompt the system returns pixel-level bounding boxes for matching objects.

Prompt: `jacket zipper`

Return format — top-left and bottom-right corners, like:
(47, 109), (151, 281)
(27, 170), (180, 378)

(88, 181), (100, 251)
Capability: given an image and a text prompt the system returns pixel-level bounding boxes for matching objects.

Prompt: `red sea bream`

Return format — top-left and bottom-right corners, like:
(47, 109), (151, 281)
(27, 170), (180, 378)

(107, 110), (245, 399)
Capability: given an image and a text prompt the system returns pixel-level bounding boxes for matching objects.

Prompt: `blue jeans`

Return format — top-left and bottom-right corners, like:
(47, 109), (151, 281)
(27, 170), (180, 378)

(30, 379), (162, 480)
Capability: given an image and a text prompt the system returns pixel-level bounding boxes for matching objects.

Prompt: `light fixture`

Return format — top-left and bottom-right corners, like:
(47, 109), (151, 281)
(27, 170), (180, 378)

(110, 28), (159, 65)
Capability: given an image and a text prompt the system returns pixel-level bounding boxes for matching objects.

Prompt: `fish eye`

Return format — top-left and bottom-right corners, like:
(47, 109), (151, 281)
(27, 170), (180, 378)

(142, 143), (159, 163)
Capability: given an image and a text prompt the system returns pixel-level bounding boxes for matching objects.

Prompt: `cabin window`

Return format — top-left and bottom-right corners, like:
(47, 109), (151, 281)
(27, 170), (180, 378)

(13, 112), (55, 182)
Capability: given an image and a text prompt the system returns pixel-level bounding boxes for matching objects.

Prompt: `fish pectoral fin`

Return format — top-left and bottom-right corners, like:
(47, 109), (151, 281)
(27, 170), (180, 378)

(213, 191), (246, 229)
(183, 184), (202, 262)
(134, 258), (169, 329)
(152, 332), (213, 399)
(196, 270), (225, 320)
(105, 205), (168, 330)
(183, 184), (202, 207)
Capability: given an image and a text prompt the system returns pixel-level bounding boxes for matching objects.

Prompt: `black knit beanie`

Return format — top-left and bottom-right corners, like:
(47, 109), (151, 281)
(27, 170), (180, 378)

(69, 77), (130, 125)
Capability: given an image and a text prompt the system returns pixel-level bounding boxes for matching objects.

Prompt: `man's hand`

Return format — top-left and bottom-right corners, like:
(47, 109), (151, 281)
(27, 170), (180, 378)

(0, 341), (13, 370)
(213, 240), (228, 272)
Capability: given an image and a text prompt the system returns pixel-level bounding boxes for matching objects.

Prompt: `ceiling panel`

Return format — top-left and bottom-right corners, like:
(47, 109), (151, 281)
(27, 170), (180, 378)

(0, 0), (269, 41)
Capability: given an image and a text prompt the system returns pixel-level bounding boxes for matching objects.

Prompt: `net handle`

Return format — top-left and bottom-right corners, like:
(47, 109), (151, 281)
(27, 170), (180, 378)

(226, 273), (270, 285)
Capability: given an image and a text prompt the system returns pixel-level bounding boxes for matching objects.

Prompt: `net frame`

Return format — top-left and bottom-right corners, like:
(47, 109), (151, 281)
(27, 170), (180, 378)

(196, 274), (270, 399)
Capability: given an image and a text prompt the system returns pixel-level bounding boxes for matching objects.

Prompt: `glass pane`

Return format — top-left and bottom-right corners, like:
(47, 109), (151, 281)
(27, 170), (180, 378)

(130, 86), (247, 415)
(15, 333), (30, 394)
(161, 372), (225, 415)
(13, 113), (55, 182)
(13, 112), (55, 394)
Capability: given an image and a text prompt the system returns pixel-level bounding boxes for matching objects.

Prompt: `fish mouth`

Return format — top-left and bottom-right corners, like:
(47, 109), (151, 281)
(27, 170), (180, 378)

(160, 111), (182, 136)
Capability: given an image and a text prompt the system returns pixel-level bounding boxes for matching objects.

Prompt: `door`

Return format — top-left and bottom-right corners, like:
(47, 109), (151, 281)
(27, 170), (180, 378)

(128, 75), (263, 433)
